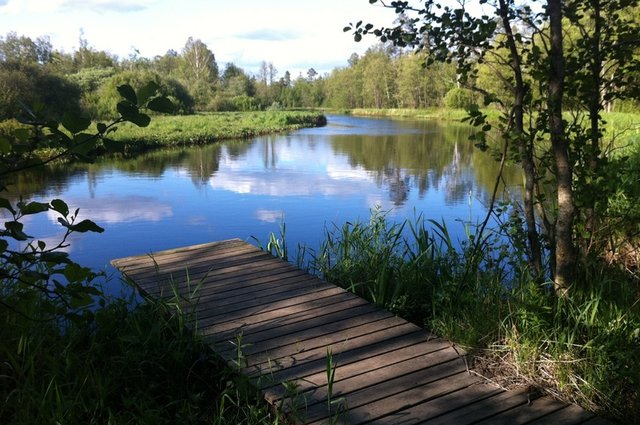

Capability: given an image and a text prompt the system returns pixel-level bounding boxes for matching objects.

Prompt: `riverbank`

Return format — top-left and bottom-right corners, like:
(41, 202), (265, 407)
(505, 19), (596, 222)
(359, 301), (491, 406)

(110, 110), (327, 153)
(345, 108), (640, 147)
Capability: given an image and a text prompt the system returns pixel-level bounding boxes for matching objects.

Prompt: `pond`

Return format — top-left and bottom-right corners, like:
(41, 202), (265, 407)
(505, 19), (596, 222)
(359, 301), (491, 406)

(4, 114), (520, 291)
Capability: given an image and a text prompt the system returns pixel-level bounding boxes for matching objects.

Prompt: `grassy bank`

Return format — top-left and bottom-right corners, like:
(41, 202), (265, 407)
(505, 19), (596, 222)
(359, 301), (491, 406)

(347, 108), (640, 147)
(110, 110), (326, 153)
(299, 210), (639, 422)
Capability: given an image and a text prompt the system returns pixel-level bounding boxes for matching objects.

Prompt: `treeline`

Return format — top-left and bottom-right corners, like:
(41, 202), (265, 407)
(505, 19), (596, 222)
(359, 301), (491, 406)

(1, 30), (638, 123)
(0, 32), (324, 121)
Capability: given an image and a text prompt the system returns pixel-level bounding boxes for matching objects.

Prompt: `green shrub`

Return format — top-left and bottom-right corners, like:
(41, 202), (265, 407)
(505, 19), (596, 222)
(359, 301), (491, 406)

(443, 87), (478, 109)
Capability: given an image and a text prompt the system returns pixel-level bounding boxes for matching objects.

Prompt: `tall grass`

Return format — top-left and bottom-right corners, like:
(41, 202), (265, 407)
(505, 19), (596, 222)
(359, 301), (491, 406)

(0, 282), (279, 424)
(305, 210), (639, 422)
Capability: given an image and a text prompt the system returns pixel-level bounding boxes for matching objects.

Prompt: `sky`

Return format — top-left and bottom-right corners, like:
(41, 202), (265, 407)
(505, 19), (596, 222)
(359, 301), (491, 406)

(0, 0), (399, 77)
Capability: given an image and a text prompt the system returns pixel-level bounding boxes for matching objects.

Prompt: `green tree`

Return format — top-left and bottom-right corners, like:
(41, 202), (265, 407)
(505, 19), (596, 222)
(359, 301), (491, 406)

(89, 70), (191, 119)
(360, 45), (397, 108)
(74, 30), (115, 70)
(0, 62), (81, 121)
(180, 37), (218, 110)
(0, 32), (52, 64)
(348, 0), (640, 295)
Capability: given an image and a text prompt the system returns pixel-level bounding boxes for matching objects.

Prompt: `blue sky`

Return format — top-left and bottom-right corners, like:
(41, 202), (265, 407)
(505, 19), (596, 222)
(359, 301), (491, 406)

(0, 0), (398, 76)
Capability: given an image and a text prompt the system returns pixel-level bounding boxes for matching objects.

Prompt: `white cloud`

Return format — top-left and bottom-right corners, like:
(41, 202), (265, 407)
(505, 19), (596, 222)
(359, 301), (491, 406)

(255, 209), (284, 223)
(46, 195), (172, 225)
(0, 0), (397, 74)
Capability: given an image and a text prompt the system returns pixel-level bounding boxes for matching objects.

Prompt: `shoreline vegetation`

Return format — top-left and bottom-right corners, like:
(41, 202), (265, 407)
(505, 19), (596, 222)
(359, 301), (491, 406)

(110, 110), (327, 153)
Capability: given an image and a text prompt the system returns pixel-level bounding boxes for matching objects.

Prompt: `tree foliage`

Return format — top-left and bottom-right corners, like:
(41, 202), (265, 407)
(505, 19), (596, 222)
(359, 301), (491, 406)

(346, 0), (640, 295)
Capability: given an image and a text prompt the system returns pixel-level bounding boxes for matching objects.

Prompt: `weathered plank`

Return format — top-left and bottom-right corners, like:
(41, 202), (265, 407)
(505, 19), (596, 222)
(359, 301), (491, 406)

(111, 239), (604, 425)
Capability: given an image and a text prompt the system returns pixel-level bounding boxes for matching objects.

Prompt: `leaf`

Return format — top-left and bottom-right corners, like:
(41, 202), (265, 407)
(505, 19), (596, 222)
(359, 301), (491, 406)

(70, 292), (94, 308)
(63, 263), (93, 282)
(50, 199), (69, 216)
(14, 128), (30, 142)
(5, 220), (29, 240)
(117, 101), (139, 121)
(129, 113), (151, 128)
(0, 198), (16, 215)
(147, 96), (174, 113)
(0, 239), (8, 253)
(71, 133), (98, 155)
(97, 122), (107, 134)
(20, 201), (49, 215)
(0, 136), (11, 154)
(138, 81), (160, 105)
(69, 219), (104, 233)
(40, 251), (70, 263)
(117, 84), (137, 105)
(61, 112), (91, 134)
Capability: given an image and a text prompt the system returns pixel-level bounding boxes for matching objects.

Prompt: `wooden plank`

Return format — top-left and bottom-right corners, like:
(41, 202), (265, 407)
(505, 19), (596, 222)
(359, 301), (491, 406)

(198, 292), (368, 337)
(243, 322), (422, 379)
(218, 305), (390, 356)
(240, 315), (410, 367)
(260, 331), (437, 396)
(304, 368), (478, 424)
(209, 297), (377, 341)
(130, 253), (296, 290)
(207, 296), (374, 344)
(262, 338), (454, 402)
(111, 238), (250, 269)
(220, 309), (395, 358)
(425, 389), (534, 425)
(474, 395), (568, 424)
(286, 343), (467, 412)
(111, 239), (600, 425)
(193, 285), (347, 325)
(527, 403), (595, 424)
(372, 384), (506, 425)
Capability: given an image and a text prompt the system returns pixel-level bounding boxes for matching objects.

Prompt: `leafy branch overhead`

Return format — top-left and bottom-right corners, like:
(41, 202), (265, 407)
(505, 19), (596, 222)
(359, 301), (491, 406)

(0, 84), (173, 319)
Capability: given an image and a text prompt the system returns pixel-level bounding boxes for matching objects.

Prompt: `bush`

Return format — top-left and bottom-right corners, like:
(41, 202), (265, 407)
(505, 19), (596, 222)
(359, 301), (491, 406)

(89, 70), (193, 119)
(0, 62), (82, 120)
(443, 87), (478, 109)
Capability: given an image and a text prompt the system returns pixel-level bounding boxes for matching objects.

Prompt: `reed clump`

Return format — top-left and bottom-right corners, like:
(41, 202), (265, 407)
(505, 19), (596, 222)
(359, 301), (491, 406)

(304, 209), (639, 422)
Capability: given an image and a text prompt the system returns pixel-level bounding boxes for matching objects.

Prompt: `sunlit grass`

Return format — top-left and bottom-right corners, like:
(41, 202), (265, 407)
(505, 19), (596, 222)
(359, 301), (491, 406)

(110, 110), (326, 152)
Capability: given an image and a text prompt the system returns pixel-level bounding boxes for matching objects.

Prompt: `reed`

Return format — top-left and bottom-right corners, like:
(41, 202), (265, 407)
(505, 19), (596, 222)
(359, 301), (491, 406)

(303, 209), (639, 421)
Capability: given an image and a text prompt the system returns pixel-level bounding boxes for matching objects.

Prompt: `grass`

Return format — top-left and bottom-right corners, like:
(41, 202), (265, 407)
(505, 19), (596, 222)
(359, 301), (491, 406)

(346, 108), (640, 147)
(0, 283), (280, 425)
(304, 209), (640, 422)
(110, 110), (326, 153)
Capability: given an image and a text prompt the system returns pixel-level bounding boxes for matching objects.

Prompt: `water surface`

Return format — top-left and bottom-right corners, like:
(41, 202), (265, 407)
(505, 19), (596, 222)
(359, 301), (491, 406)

(4, 115), (519, 287)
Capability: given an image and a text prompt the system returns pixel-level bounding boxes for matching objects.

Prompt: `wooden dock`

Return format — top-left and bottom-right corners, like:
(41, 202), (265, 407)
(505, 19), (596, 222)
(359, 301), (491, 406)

(111, 239), (605, 424)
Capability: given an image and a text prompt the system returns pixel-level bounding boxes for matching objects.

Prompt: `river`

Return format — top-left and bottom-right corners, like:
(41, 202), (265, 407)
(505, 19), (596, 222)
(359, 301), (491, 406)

(4, 114), (520, 291)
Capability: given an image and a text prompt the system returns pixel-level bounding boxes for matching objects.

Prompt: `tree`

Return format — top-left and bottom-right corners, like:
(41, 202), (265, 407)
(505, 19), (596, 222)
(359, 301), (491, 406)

(74, 30), (115, 70)
(0, 62), (82, 121)
(347, 0), (640, 295)
(0, 32), (52, 65)
(181, 37), (218, 83)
